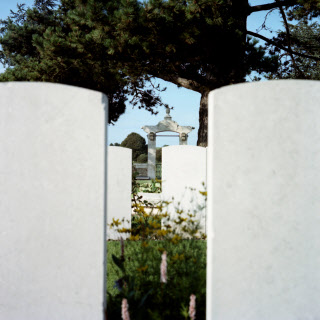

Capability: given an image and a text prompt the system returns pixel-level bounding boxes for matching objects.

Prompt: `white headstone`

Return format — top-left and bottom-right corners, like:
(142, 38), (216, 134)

(0, 82), (107, 320)
(162, 145), (206, 232)
(107, 146), (132, 240)
(207, 80), (320, 320)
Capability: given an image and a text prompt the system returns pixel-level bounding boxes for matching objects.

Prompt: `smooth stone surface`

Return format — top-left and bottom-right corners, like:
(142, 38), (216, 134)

(0, 82), (107, 320)
(162, 145), (207, 233)
(107, 146), (131, 240)
(207, 80), (320, 320)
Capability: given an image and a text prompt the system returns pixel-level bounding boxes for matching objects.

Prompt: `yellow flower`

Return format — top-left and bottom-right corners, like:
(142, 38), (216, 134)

(170, 235), (181, 244)
(174, 216), (187, 224)
(136, 206), (145, 214)
(141, 241), (149, 248)
(111, 218), (121, 227)
(129, 234), (140, 241)
(150, 221), (161, 229)
(137, 265), (148, 272)
(172, 253), (185, 261)
(172, 253), (179, 261)
(117, 228), (131, 233)
(156, 205), (163, 211)
(157, 229), (168, 237)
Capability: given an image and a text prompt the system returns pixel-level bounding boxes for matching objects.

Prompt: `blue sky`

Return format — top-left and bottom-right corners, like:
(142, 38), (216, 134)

(0, 0), (283, 146)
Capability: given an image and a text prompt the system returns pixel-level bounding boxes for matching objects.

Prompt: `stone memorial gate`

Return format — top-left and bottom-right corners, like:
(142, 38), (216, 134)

(141, 107), (195, 179)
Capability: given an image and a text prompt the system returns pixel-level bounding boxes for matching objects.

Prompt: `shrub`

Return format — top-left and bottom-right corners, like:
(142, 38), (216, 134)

(156, 148), (162, 163)
(107, 188), (207, 320)
(136, 153), (148, 163)
(138, 179), (161, 193)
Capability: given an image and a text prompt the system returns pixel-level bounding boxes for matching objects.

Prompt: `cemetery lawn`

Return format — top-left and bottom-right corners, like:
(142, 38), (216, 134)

(106, 239), (207, 296)
(134, 180), (162, 193)
(106, 241), (122, 295)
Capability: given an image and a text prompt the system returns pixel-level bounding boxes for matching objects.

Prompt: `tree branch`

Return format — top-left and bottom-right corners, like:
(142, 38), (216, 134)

(149, 72), (204, 92)
(249, 0), (298, 14)
(275, 0), (304, 76)
(247, 30), (320, 61)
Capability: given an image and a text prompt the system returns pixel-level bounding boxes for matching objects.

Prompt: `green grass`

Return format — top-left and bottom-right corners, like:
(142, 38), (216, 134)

(106, 239), (206, 297)
(136, 179), (152, 184)
(134, 180), (162, 193)
(106, 241), (122, 296)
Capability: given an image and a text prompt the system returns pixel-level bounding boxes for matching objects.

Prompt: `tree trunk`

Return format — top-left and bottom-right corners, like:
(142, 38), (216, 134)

(197, 1), (248, 147)
(197, 91), (209, 147)
(231, 0), (249, 84)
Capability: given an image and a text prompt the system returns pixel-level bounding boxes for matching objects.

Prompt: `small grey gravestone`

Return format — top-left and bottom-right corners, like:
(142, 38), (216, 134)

(0, 82), (107, 320)
(207, 80), (320, 320)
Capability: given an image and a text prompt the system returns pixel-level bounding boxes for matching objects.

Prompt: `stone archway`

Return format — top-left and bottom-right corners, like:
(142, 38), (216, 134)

(141, 108), (195, 179)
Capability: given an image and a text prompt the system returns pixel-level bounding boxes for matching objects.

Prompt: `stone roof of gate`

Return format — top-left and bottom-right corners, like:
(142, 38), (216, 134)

(141, 107), (195, 134)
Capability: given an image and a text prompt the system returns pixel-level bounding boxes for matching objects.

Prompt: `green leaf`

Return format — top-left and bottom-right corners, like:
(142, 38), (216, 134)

(112, 254), (125, 272)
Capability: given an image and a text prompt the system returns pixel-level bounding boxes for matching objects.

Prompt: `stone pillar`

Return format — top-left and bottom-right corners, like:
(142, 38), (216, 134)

(179, 132), (188, 145)
(147, 132), (156, 179)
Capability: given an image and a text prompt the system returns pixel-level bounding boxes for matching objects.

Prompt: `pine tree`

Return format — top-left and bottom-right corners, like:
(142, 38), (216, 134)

(266, 21), (320, 79)
(1, 0), (319, 144)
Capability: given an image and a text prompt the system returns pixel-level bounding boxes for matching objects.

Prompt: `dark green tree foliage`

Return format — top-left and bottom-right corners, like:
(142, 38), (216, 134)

(0, 0), (165, 124)
(121, 132), (147, 161)
(136, 153), (147, 163)
(156, 148), (162, 163)
(248, 1), (320, 81)
(1, 0), (319, 144)
(266, 21), (320, 79)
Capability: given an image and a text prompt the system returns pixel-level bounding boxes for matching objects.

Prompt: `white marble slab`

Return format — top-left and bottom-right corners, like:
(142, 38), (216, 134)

(107, 146), (131, 240)
(162, 145), (207, 233)
(0, 82), (107, 320)
(207, 80), (320, 320)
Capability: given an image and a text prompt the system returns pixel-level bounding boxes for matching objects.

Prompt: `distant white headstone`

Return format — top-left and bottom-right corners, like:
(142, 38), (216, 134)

(207, 80), (320, 320)
(0, 82), (107, 320)
(162, 145), (206, 233)
(107, 146), (132, 240)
